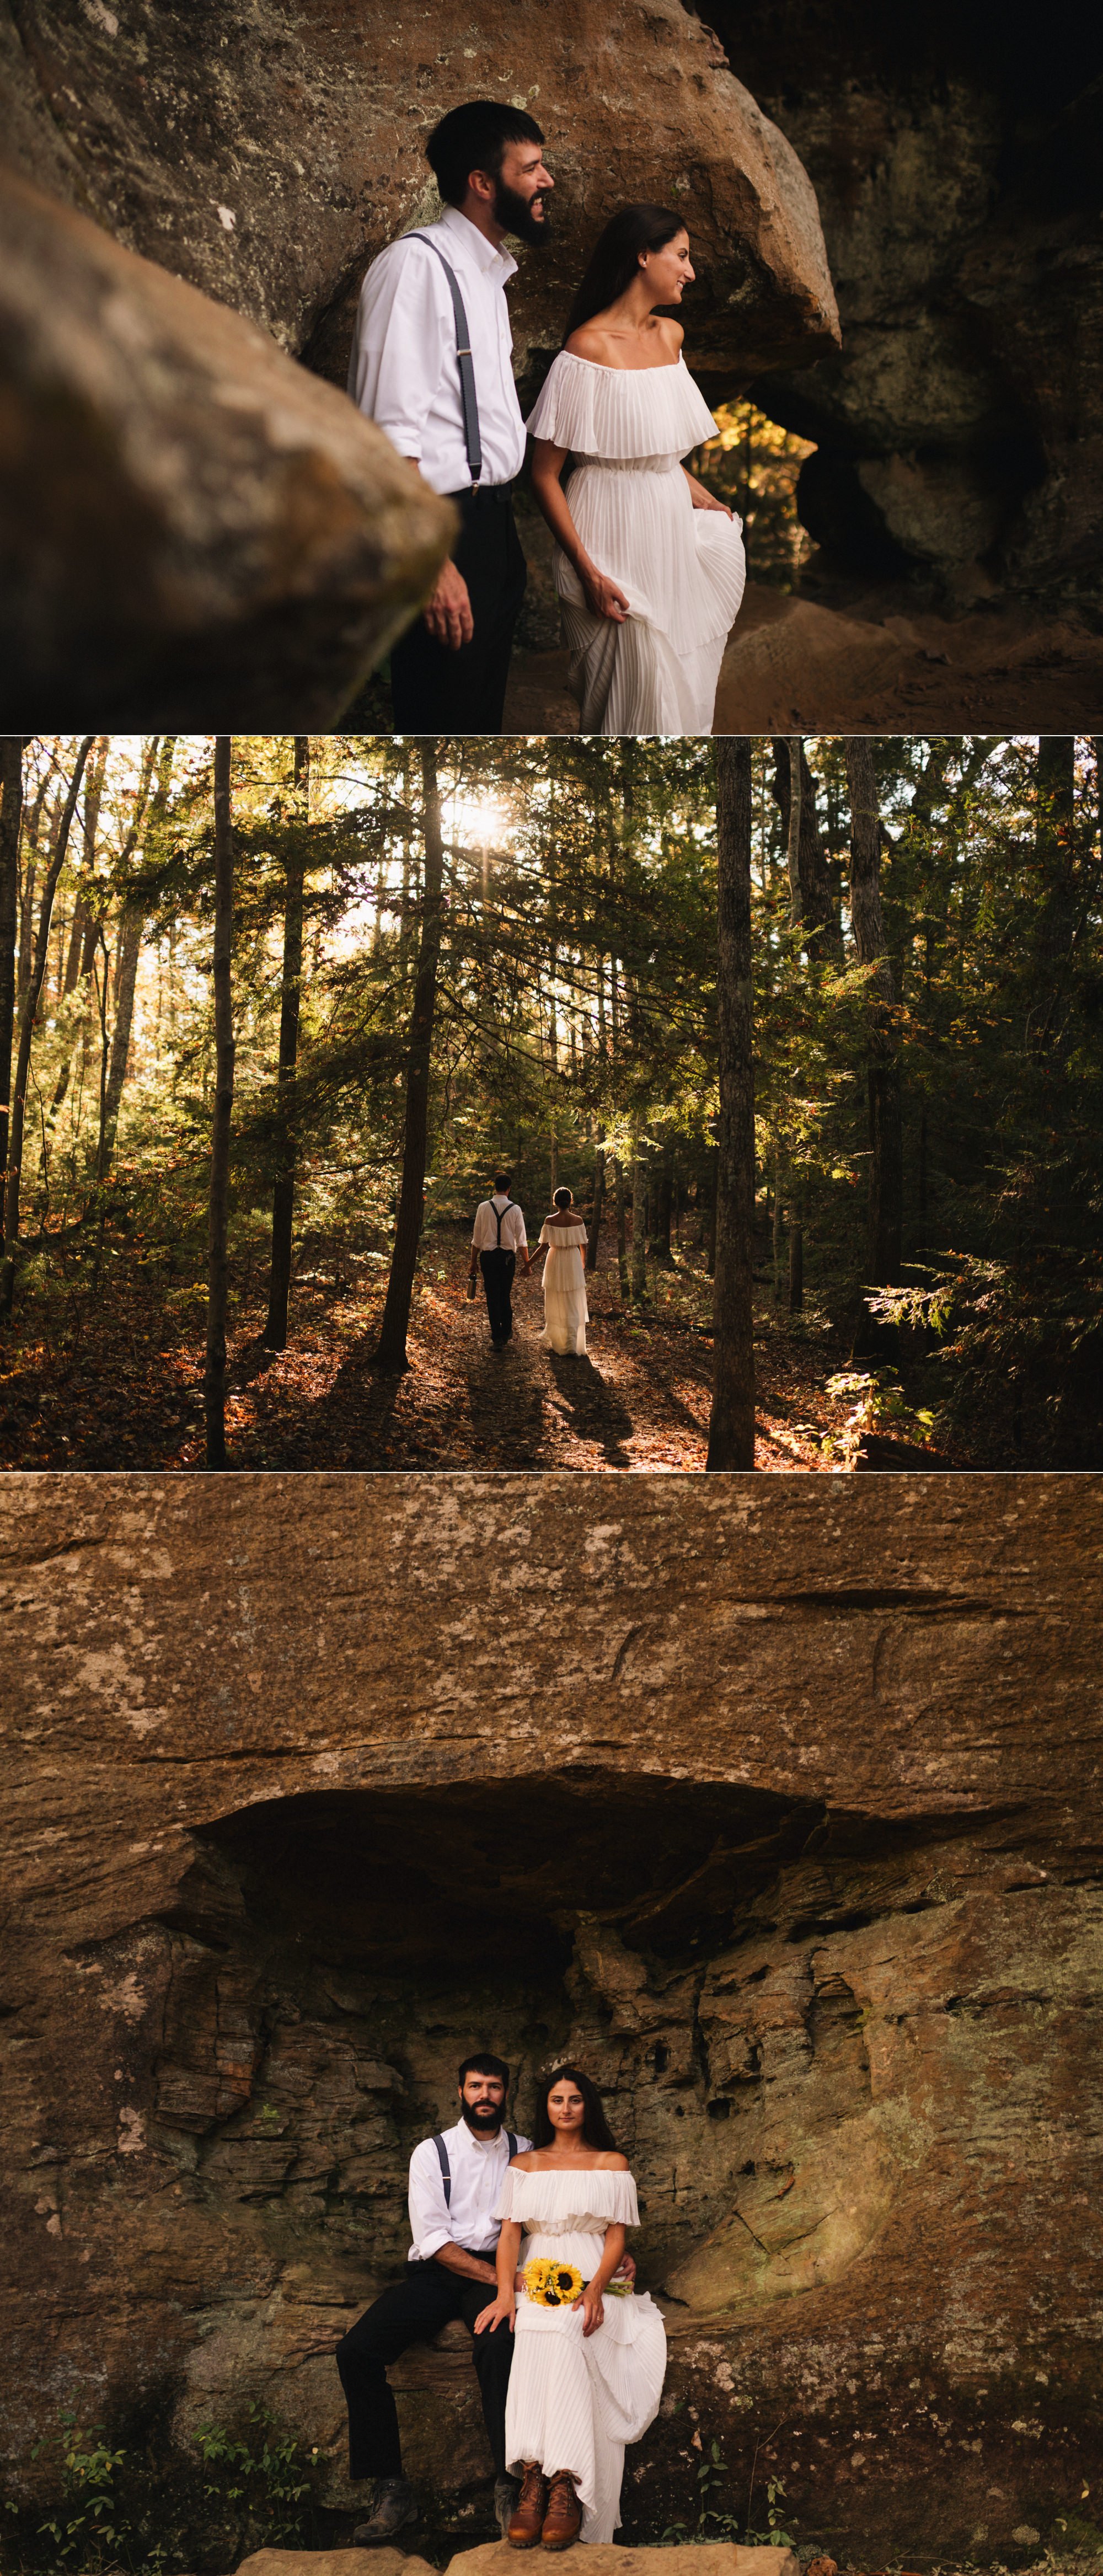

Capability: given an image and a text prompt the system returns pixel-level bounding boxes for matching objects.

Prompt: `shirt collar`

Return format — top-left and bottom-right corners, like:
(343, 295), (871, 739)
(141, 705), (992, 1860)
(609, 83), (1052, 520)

(490, 1193), (512, 1209)
(439, 204), (517, 285)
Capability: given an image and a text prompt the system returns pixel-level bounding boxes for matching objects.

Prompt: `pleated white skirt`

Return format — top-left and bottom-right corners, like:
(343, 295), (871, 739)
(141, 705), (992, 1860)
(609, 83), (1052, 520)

(539, 1244), (589, 1355)
(504, 2234), (667, 2542)
(555, 458), (746, 735)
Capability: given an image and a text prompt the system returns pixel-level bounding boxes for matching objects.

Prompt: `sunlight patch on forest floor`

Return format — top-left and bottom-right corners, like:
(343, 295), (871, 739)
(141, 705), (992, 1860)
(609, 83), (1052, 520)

(0, 1222), (861, 1474)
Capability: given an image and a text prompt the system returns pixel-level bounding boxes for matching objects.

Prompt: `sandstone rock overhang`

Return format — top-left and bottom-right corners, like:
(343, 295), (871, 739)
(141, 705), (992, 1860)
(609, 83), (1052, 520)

(1, 0), (840, 390)
(1, 1476), (1100, 2564)
(0, 164), (454, 726)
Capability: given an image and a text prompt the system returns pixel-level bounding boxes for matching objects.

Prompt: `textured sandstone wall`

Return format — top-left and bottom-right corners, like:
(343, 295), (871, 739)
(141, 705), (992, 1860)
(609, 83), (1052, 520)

(0, 0), (839, 387)
(1, 1474), (1101, 2564)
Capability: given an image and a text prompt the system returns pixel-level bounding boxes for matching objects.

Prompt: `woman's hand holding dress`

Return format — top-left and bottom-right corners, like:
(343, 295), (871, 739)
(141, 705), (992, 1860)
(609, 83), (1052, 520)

(579, 565), (629, 623)
(574, 2282), (605, 2337)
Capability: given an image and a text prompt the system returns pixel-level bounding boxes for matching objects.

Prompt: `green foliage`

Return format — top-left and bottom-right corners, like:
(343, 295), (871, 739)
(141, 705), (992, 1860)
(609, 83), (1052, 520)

(2, 2404), (320, 2576)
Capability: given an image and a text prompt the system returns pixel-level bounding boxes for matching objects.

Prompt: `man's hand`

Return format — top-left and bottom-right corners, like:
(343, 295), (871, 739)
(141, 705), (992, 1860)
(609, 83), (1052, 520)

(424, 558), (474, 650)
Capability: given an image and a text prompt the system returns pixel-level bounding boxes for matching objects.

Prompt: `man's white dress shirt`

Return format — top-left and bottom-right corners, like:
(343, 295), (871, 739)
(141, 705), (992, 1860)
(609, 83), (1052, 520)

(472, 1193), (528, 1255)
(407, 2118), (533, 2263)
(348, 207), (527, 496)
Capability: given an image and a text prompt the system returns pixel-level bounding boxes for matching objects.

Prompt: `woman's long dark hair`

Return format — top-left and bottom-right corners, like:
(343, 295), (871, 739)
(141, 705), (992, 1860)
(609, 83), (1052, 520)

(564, 206), (686, 340)
(532, 2062), (619, 2152)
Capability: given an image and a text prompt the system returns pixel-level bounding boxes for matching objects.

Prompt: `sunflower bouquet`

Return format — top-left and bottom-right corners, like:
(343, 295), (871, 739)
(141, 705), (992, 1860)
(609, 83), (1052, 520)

(522, 2257), (585, 2307)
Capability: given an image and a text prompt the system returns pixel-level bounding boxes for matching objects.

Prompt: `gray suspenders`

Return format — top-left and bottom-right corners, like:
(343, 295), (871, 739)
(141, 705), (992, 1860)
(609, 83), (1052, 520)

(432, 2129), (518, 2216)
(407, 233), (483, 492)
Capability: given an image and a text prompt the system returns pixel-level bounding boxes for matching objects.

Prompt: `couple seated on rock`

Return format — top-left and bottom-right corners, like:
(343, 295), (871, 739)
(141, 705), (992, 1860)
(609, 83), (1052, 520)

(335, 2051), (666, 2550)
(349, 98), (745, 737)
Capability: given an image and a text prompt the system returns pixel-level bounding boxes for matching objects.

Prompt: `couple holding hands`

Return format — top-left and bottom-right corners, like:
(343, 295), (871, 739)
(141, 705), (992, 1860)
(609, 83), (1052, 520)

(349, 98), (746, 735)
(335, 2054), (666, 2551)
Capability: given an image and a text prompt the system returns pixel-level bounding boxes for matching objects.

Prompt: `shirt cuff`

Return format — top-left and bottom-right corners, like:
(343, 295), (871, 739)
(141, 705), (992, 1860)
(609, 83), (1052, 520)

(417, 2228), (454, 2259)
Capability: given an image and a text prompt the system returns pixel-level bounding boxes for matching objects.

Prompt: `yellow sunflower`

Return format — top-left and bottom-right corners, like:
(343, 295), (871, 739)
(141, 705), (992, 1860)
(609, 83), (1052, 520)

(523, 2258), (583, 2307)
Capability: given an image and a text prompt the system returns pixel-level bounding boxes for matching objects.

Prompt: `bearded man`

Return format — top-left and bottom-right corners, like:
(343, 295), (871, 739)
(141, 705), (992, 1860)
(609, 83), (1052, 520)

(349, 101), (554, 731)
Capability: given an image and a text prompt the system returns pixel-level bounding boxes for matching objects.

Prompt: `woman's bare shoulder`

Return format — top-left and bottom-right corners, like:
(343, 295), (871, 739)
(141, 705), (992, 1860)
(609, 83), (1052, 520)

(510, 2149), (537, 2168)
(564, 322), (613, 362)
(656, 316), (684, 352)
(599, 2150), (630, 2170)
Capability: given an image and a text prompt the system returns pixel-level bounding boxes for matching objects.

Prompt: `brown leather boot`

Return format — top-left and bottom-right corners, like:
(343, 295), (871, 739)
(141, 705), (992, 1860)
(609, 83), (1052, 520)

(540, 2471), (582, 2550)
(507, 2465), (549, 2549)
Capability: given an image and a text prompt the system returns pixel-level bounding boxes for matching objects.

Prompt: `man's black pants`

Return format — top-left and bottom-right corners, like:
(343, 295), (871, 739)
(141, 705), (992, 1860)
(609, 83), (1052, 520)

(335, 2261), (512, 2481)
(389, 485), (527, 734)
(480, 1246), (516, 1344)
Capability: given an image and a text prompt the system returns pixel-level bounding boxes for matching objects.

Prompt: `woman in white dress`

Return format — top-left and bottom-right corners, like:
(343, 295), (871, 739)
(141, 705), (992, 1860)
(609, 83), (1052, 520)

(526, 206), (746, 735)
(474, 2063), (666, 2551)
(532, 1186), (589, 1357)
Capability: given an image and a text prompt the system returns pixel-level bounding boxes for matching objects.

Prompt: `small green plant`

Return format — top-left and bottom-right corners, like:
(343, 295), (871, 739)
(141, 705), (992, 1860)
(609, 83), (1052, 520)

(745, 2475), (797, 2548)
(194, 2404), (318, 2549)
(27, 2413), (166, 2574)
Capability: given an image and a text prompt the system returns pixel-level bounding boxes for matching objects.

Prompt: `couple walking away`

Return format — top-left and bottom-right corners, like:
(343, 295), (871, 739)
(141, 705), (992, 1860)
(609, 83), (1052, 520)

(335, 2054), (666, 2549)
(470, 1177), (590, 1356)
(349, 98), (746, 735)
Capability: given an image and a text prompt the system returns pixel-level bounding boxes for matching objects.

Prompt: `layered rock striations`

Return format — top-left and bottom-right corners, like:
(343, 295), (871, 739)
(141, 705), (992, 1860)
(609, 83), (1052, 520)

(1, 1475), (1101, 2564)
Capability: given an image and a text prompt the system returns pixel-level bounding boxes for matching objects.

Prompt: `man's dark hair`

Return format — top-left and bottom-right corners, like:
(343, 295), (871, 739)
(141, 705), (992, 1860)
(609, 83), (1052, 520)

(494, 1171), (512, 1193)
(458, 2051), (510, 2089)
(427, 100), (544, 210)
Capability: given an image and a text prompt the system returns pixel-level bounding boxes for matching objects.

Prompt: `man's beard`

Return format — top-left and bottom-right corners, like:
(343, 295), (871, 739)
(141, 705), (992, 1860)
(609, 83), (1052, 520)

(461, 2098), (504, 2133)
(493, 179), (552, 248)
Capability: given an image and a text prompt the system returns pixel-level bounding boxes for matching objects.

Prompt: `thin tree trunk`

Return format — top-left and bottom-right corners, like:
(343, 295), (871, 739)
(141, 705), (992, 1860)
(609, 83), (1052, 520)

(1, 736), (93, 1317)
(204, 738), (236, 1468)
(772, 1140), (783, 1302)
(788, 1187), (804, 1312)
(707, 736), (756, 1471)
(101, 736), (170, 1158)
(630, 1124), (648, 1305)
(649, 1131), (675, 1265)
(613, 1152), (630, 1300)
(845, 737), (903, 1315)
(0, 741), (24, 1258)
(586, 1144), (605, 1273)
(785, 738), (802, 927)
(263, 737), (309, 1349)
(375, 742), (446, 1371)
(706, 1143), (718, 1279)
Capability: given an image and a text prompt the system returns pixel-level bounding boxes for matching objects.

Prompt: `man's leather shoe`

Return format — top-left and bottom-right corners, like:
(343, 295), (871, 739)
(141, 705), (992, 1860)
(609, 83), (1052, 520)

(352, 2477), (419, 2543)
(540, 2471), (582, 2550)
(496, 2476), (521, 2538)
(507, 2464), (549, 2548)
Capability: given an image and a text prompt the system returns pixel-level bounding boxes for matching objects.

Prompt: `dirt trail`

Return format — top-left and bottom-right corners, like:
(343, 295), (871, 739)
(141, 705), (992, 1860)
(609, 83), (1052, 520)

(0, 1222), (860, 1471)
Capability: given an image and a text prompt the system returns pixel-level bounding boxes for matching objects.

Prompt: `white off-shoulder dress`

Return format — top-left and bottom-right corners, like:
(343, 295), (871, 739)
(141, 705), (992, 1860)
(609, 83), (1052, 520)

(498, 2165), (666, 2543)
(538, 1219), (589, 1356)
(525, 352), (746, 735)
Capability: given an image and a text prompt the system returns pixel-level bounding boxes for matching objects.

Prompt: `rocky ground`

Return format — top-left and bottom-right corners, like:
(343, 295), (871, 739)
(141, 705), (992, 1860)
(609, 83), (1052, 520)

(502, 579), (1103, 736)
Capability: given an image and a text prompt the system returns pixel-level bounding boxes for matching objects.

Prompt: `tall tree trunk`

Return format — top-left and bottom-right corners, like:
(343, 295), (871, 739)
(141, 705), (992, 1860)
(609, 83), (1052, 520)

(204, 738), (236, 1468)
(772, 737), (840, 955)
(375, 742), (446, 1371)
(102, 736), (171, 1158)
(2, 738), (93, 1315)
(788, 1186), (804, 1311)
(613, 1152), (630, 1299)
(263, 737), (309, 1349)
(586, 1144), (605, 1273)
(845, 737), (903, 1321)
(629, 1123), (648, 1305)
(0, 741), (24, 1262)
(649, 1132), (675, 1265)
(1030, 733), (1079, 1056)
(50, 735), (109, 1122)
(707, 737), (756, 1470)
(706, 1143), (718, 1279)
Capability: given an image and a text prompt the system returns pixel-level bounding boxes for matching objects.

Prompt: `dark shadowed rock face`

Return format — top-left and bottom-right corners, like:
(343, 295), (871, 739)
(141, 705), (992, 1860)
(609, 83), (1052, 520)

(0, 165), (453, 726)
(698, 0), (1103, 600)
(1, 1475), (1101, 2565)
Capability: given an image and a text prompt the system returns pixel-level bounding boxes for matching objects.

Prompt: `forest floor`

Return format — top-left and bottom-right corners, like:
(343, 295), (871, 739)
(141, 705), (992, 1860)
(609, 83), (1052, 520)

(0, 1219), (905, 1474)
(502, 577), (1103, 735)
